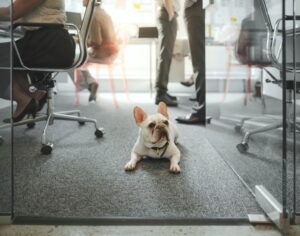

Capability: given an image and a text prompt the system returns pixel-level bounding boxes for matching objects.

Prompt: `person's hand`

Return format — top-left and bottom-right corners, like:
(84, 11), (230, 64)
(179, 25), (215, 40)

(168, 11), (174, 21)
(163, 0), (174, 21)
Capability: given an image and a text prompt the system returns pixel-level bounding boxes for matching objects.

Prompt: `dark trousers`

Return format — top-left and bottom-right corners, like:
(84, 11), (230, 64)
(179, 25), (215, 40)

(0, 28), (75, 98)
(155, 8), (178, 95)
(185, 1), (206, 114)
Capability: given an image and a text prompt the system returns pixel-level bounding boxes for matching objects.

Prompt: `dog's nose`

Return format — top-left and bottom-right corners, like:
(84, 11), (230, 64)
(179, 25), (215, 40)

(156, 125), (165, 130)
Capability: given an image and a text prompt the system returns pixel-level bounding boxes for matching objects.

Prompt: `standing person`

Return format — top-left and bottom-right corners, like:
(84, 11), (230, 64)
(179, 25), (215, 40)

(176, 0), (206, 124)
(155, 0), (180, 107)
(79, 0), (119, 102)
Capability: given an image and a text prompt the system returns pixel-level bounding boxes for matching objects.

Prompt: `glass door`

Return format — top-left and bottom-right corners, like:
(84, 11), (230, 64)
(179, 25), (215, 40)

(0, 0), (13, 223)
(204, 0), (298, 233)
(287, 0), (300, 224)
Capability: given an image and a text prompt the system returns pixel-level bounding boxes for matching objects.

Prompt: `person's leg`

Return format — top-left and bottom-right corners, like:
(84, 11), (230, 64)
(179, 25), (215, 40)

(12, 79), (32, 117)
(185, 3), (206, 113)
(80, 69), (95, 85)
(4, 72), (38, 122)
(80, 68), (99, 102)
(13, 72), (46, 101)
(176, 2), (206, 124)
(155, 8), (178, 106)
(187, 3), (205, 101)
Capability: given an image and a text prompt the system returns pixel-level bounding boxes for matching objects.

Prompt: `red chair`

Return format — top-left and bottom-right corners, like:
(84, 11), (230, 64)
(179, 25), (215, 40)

(74, 26), (130, 109)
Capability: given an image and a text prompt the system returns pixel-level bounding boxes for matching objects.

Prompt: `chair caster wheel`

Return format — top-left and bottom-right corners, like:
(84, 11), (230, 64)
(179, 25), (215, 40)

(41, 143), (53, 155)
(27, 122), (35, 129)
(235, 125), (242, 133)
(95, 129), (104, 138)
(78, 121), (85, 125)
(236, 143), (249, 153)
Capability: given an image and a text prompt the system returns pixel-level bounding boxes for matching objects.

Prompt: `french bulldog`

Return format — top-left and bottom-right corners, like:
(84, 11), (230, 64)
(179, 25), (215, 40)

(124, 102), (181, 174)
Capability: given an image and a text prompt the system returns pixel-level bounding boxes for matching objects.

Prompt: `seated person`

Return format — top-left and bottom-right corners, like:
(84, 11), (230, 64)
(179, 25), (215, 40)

(80, 0), (119, 102)
(0, 0), (75, 122)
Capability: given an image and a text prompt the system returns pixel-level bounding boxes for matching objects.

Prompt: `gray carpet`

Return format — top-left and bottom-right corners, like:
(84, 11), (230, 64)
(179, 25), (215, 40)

(1, 93), (263, 218)
(204, 95), (300, 214)
(0, 126), (12, 214)
(0, 101), (12, 213)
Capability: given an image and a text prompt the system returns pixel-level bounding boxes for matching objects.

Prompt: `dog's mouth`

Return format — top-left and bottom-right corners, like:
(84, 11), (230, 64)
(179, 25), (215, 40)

(151, 129), (169, 145)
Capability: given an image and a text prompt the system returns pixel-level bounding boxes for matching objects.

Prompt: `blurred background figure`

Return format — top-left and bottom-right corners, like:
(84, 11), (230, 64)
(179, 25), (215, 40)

(80, 0), (119, 102)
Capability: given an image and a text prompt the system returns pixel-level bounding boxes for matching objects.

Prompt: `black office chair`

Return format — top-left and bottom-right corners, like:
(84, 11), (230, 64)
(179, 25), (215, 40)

(0, 0), (104, 154)
(235, 0), (300, 153)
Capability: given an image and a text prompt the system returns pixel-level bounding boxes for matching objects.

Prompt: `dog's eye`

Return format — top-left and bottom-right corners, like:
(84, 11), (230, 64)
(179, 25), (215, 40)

(163, 120), (169, 126)
(148, 122), (155, 128)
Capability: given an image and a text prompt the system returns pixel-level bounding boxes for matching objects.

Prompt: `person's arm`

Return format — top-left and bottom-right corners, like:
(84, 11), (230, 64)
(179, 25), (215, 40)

(162, 0), (174, 21)
(0, 0), (46, 21)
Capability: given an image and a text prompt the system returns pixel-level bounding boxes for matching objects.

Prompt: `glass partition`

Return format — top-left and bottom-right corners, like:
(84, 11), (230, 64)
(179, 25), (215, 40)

(204, 0), (294, 231)
(5, 0), (297, 233)
(0, 0), (13, 220)
(287, 0), (300, 222)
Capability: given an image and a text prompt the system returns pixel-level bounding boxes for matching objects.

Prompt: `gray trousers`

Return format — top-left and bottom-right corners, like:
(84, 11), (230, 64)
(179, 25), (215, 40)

(185, 1), (206, 113)
(155, 8), (178, 95)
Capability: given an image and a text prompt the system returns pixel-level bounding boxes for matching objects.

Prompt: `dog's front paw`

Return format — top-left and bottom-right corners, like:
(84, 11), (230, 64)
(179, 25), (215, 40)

(169, 164), (181, 174)
(124, 161), (137, 171)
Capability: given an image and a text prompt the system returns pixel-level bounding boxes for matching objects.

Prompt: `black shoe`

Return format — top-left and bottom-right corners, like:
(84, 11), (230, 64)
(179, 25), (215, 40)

(180, 80), (194, 87)
(88, 82), (99, 102)
(155, 94), (178, 107)
(166, 92), (177, 101)
(175, 113), (206, 125)
(189, 97), (197, 102)
(7, 99), (38, 123)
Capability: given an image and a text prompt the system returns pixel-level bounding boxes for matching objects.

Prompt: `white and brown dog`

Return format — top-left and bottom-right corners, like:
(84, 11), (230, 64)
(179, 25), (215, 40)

(124, 102), (181, 173)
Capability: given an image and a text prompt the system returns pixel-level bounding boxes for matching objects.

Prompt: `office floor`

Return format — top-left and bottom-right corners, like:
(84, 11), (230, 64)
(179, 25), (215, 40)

(0, 92), (262, 219)
(0, 89), (299, 227)
(0, 224), (291, 236)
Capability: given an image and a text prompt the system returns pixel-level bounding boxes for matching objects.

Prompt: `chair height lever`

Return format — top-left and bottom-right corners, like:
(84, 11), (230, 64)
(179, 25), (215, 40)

(27, 73), (38, 93)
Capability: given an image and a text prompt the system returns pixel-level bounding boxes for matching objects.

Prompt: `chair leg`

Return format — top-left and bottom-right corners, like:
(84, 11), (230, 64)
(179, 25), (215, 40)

(74, 69), (81, 106)
(57, 110), (81, 116)
(0, 115), (48, 129)
(39, 112), (103, 154)
(42, 113), (54, 146)
(121, 55), (130, 102)
(53, 112), (100, 130)
(234, 117), (252, 133)
(222, 46), (232, 102)
(244, 65), (252, 106)
(108, 64), (119, 109)
(237, 121), (282, 153)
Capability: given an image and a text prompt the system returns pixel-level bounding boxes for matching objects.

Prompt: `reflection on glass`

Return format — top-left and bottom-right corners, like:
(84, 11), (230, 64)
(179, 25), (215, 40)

(205, 0), (299, 229)
(0, 0), (12, 216)
(206, 0), (286, 225)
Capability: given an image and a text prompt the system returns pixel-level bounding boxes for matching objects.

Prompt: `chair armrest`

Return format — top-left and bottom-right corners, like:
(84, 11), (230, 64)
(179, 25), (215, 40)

(270, 16), (300, 73)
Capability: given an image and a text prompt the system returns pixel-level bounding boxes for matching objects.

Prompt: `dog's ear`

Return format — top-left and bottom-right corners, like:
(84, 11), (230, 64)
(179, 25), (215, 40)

(133, 106), (147, 126)
(157, 102), (168, 119)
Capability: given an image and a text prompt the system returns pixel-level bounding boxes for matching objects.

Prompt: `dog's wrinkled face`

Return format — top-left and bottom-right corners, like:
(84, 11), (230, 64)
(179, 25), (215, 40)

(134, 102), (170, 146)
(141, 114), (170, 145)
